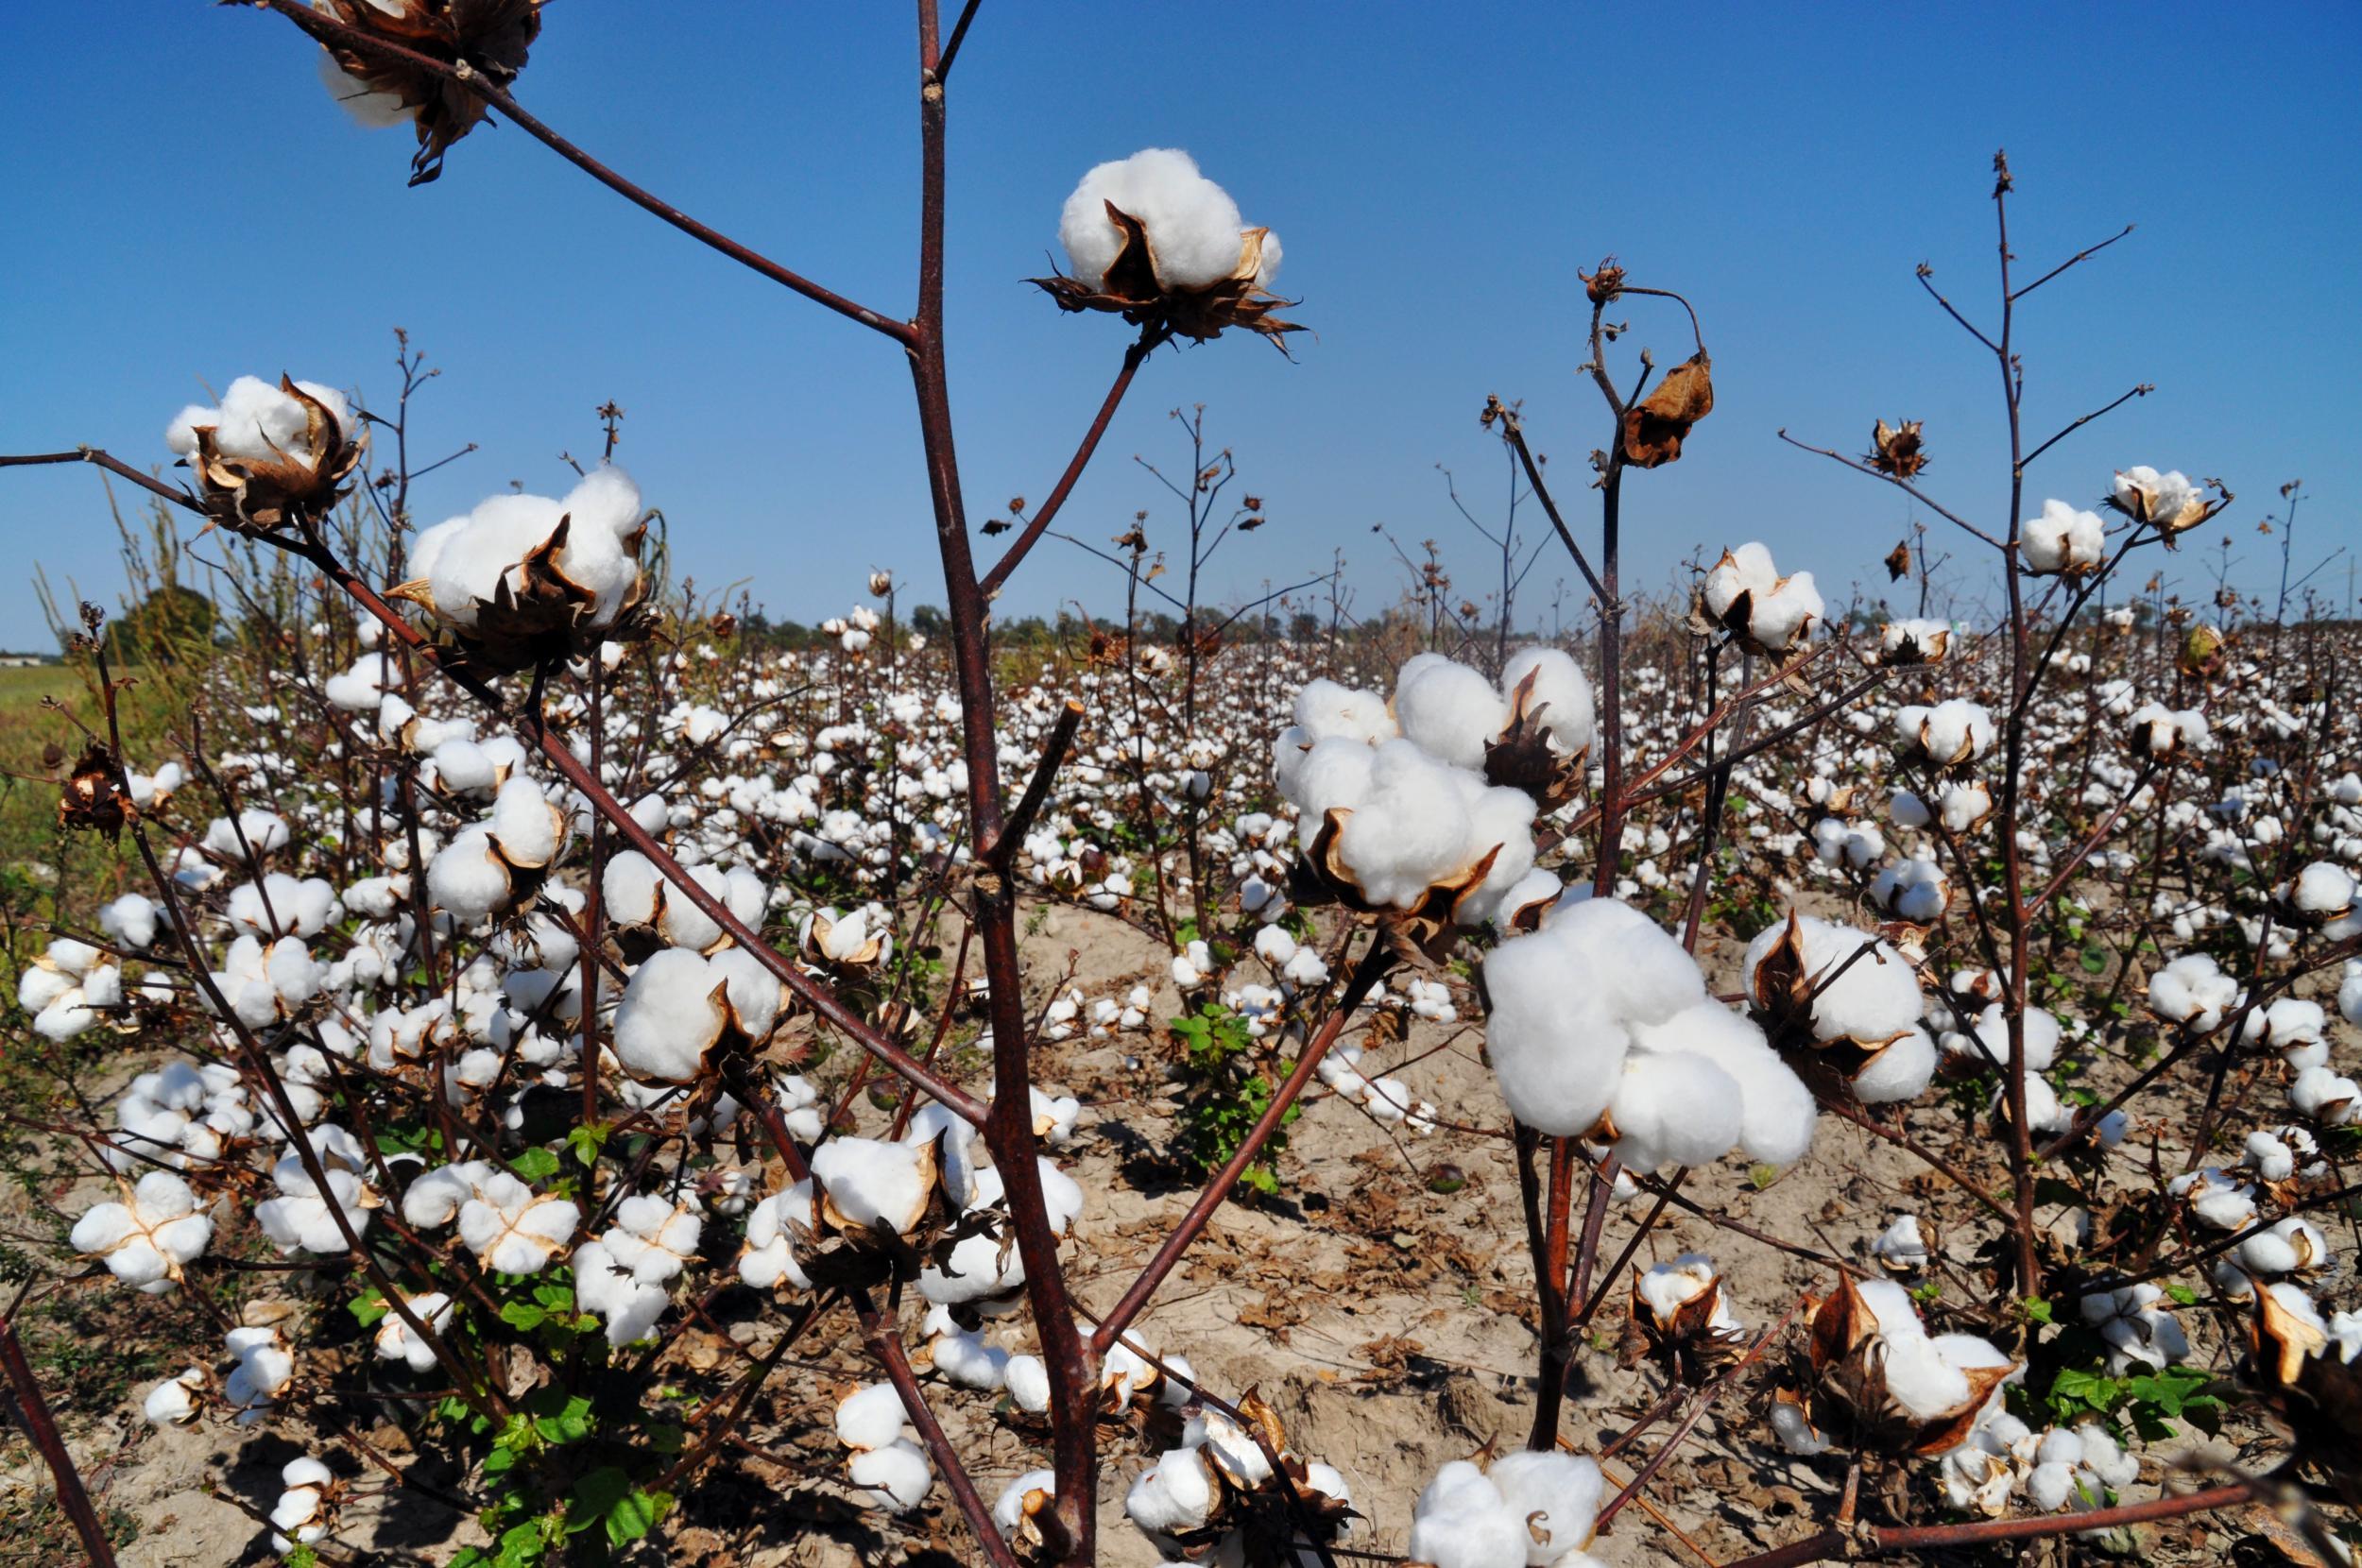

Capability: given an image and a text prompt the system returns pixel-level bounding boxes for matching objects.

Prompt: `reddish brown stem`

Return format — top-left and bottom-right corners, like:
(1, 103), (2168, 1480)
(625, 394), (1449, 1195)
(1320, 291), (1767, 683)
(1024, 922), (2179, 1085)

(0, 1321), (117, 1568)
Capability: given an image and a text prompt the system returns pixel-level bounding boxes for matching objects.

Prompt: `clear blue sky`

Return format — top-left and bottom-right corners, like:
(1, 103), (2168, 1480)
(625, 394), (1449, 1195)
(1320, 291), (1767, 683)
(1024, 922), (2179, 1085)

(3, 2), (2355, 650)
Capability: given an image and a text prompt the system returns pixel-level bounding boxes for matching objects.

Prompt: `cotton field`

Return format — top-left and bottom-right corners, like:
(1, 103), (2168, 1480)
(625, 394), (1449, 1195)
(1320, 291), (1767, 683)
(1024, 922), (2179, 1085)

(1, 5), (2357, 1568)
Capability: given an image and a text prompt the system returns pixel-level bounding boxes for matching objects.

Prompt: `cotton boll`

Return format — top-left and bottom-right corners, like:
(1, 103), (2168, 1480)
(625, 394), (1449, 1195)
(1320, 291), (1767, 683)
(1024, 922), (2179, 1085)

(372, 1292), (453, 1373)
(851, 1438), (933, 1513)
(1551, 897), (1708, 1026)
(1005, 1354), (1052, 1413)
(1395, 656), (1509, 770)
(434, 737), (499, 794)
(1651, 1004), (1819, 1165)
(1281, 736), (1379, 837)
(1881, 1332), (1972, 1420)
(1125, 1444), (1216, 1537)
(1973, 1005), (2062, 1072)
(930, 1330), (1011, 1390)
(1059, 148), (1249, 292)
(1487, 1450), (1603, 1566)
(2022, 500), (2106, 574)
(1481, 928), (1628, 1136)
(144, 1367), (207, 1427)
(1703, 543), (1779, 620)
(993, 1470), (1057, 1534)
(2292, 1066), (2359, 1124)
(488, 776), (564, 868)
(99, 894), (160, 950)
(1606, 1050), (1745, 1171)
(1407, 1468), (1526, 1568)
(1333, 741), (1485, 907)
(1853, 1028), (1937, 1103)
(810, 1138), (931, 1236)
(1290, 679), (1395, 746)
(1500, 645), (1598, 754)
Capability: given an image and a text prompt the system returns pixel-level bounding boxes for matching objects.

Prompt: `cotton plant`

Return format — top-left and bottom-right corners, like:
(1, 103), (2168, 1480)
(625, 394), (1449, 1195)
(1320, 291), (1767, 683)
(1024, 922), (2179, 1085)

(1697, 541), (1826, 657)
(1408, 1451), (1605, 1568)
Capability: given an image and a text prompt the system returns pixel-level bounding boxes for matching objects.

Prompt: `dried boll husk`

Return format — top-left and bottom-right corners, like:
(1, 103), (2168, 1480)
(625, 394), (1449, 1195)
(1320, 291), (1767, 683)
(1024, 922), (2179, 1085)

(1866, 418), (1928, 478)
(1621, 351), (1714, 469)
(1745, 912), (1928, 1103)
(1482, 661), (1589, 810)
(318, 0), (546, 186)
(186, 377), (363, 534)
(2243, 1283), (2362, 1505)
(1623, 1259), (1748, 1387)
(59, 742), (135, 839)
(1032, 203), (1302, 350)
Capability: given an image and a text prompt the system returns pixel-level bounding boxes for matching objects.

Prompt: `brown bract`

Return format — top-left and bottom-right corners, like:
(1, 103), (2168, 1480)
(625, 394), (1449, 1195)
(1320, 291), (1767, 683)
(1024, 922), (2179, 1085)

(2246, 1283), (2362, 1504)
(187, 377), (363, 535)
(1482, 665), (1587, 811)
(1153, 1392), (1357, 1567)
(322, 0), (545, 186)
(1877, 625), (1949, 667)
(1581, 258), (1626, 304)
(58, 743), (134, 840)
(800, 911), (890, 971)
(1623, 1267), (1747, 1387)
(1866, 418), (1928, 479)
(1620, 352), (1713, 469)
(1884, 539), (1913, 582)
(1030, 203), (1303, 351)
(388, 513), (649, 673)
(1793, 1276), (2014, 1456)
(2106, 470), (2231, 548)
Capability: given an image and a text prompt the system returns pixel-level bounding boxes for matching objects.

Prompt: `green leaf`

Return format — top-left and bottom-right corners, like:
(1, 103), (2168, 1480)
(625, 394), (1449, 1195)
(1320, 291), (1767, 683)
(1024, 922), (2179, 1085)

(347, 1287), (389, 1327)
(2080, 947), (2109, 975)
(607, 1489), (672, 1546)
(2022, 1296), (2055, 1325)
(530, 1390), (596, 1445)
(565, 1123), (611, 1170)
(566, 1466), (631, 1535)
(532, 1283), (576, 1313)
(499, 1302), (549, 1332)
(2164, 1283), (2198, 1306)
(510, 1147), (561, 1184)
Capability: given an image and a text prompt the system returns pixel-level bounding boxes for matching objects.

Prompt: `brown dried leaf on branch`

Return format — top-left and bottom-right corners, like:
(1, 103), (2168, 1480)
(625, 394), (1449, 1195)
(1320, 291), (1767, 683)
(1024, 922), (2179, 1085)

(59, 743), (134, 840)
(1030, 203), (1303, 350)
(319, 0), (546, 186)
(1619, 352), (1713, 469)
(1884, 539), (1913, 581)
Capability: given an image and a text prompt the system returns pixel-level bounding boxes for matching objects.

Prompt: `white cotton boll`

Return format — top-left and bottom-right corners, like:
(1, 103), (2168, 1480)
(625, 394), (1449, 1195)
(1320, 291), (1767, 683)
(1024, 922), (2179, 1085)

(1973, 1005), (2062, 1072)
(435, 737), (498, 794)
(1652, 1004), (1819, 1165)
(2292, 1066), (2359, 1124)
(1853, 1028), (1937, 1103)
(1871, 858), (1947, 921)
(100, 894), (160, 950)
(931, 1330), (1011, 1390)
(373, 1292), (453, 1374)
(811, 1138), (931, 1236)
(1745, 913), (1924, 1046)
(2077, 1423), (2138, 1489)
(656, 863), (735, 951)
(2022, 500), (2106, 575)
(1900, 699), (1995, 764)
(1005, 1355), (1051, 1413)
(602, 850), (663, 929)
(1872, 1214), (1931, 1271)
(1889, 789), (1932, 828)
(851, 1438), (933, 1513)
(1748, 572), (1824, 651)
(488, 777), (563, 869)
(612, 949), (728, 1083)
(1280, 737), (1379, 839)
(831, 1389), (902, 1445)
(1254, 924), (1299, 968)
(573, 1241), (670, 1346)
(1481, 928), (1629, 1136)
(1407, 1474), (1527, 1568)
(2293, 861), (2357, 913)
(2239, 1218), (2327, 1275)
(1395, 656), (1510, 770)
(1881, 1333), (1971, 1419)
(605, 1195), (703, 1284)
(1126, 1444), (1216, 1536)
(456, 1173), (579, 1275)
(1487, 1450), (1603, 1566)
(1553, 897), (1708, 1025)
(1500, 645), (1598, 754)
(993, 1470), (1057, 1534)
(1607, 1050), (1745, 1171)
(1332, 741), (1483, 907)
(1059, 148), (1249, 292)
(739, 1185), (815, 1291)
(1291, 679), (1396, 746)
(1704, 543), (1780, 620)
(144, 1367), (206, 1427)
(2148, 953), (2238, 1031)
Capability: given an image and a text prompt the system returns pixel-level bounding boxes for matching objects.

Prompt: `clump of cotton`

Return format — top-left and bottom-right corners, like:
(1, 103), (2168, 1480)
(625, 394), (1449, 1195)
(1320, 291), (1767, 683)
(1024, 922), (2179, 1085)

(2147, 953), (2239, 1031)
(1483, 898), (1707, 1138)
(2126, 704), (2208, 758)
(611, 947), (782, 1083)
(406, 465), (646, 630)
(2021, 500), (2106, 575)
(70, 1171), (213, 1293)
(166, 376), (352, 464)
(1409, 1451), (1603, 1568)
(1896, 700), (1995, 767)
(1059, 148), (1269, 293)
(1743, 913), (1934, 1103)
(1703, 542), (1824, 655)
(1395, 656), (1511, 771)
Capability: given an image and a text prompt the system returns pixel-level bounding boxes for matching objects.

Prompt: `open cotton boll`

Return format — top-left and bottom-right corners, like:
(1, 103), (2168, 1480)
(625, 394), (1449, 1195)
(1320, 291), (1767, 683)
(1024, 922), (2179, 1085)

(1125, 1444), (1217, 1537)
(425, 493), (568, 629)
(1747, 914), (1925, 1045)
(1059, 148), (1250, 291)
(572, 1240), (671, 1346)
(1747, 572), (1824, 651)
(1500, 645), (1597, 754)
(1331, 741), (1481, 906)
(372, 1291), (453, 1373)
(1291, 679), (1395, 746)
(930, 1330), (1011, 1390)
(1005, 1354), (1052, 1413)
(1395, 656), (1509, 770)
(811, 1137), (932, 1236)
(603, 1195), (703, 1284)
(851, 1438), (933, 1513)
(739, 1184), (816, 1291)
(1488, 1450), (1603, 1566)
(2239, 1217), (2328, 1275)
(1973, 1004), (2062, 1071)
(144, 1366), (207, 1428)
(1637, 1003), (1819, 1165)
(488, 776), (564, 868)
(1703, 543), (1780, 619)
(1898, 699), (1996, 765)
(2148, 953), (2239, 1031)
(1408, 1463), (1528, 1568)
(427, 828), (513, 921)
(2022, 500), (2106, 574)
(1280, 736), (1380, 842)
(1481, 928), (1630, 1136)
(456, 1172), (579, 1274)
(2293, 1065), (2359, 1124)
(1853, 1028), (1937, 1103)
(1605, 1049), (1746, 1171)
(611, 948), (729, 1083)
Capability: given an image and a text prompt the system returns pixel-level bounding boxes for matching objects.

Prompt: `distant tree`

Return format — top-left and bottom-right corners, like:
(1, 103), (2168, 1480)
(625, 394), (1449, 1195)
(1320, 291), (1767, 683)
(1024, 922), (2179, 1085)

(910, 604), (947, 639)
(103, 585), (215, 666)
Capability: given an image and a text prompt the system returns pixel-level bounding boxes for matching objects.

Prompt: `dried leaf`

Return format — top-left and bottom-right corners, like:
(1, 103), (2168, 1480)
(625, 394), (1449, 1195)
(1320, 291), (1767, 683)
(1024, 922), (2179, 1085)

(1619, 352), (1713, 469)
